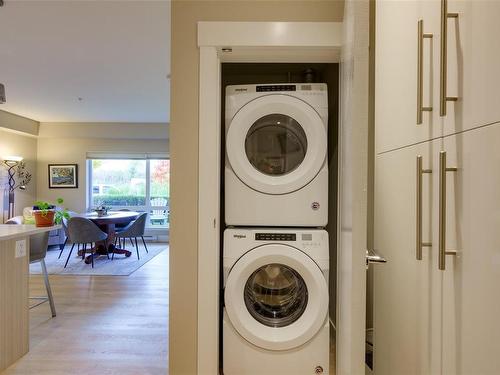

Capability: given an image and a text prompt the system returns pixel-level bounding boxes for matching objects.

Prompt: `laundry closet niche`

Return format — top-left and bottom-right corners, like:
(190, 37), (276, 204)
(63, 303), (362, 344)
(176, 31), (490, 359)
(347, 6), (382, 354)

(220, 62), (339, 371)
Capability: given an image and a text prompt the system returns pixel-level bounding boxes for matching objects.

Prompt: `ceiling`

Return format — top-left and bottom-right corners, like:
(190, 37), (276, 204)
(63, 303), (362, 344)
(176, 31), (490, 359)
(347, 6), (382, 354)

(0, 0), (170, 123)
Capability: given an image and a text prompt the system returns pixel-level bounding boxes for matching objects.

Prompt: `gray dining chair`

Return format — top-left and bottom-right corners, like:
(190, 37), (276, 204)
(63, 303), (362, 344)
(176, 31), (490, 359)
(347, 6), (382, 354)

(115, 208), (132, 232)
(115, 208), (138, 248)
(5, 218), (57, 317)
(114, 212), (148, 260)
(66, 217), (108, 268)
(58, 211), (79, 260)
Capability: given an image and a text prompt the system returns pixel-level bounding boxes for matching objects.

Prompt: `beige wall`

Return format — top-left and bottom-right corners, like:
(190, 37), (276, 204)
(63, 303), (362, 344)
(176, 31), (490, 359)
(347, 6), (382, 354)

(0, 110), (39, 222)
(0, 129), (38, 221)
(170, 1), (344, 373)
(38, 122), (169, 140)
(0, 116), (169, 217)
(36, 134), (168, 213)
(0, 110), (39, 136)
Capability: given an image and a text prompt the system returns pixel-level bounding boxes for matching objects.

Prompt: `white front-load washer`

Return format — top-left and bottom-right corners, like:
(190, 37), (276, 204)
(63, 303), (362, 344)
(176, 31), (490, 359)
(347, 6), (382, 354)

(225, 83), (328, 227)
(223, 228), (330, 375)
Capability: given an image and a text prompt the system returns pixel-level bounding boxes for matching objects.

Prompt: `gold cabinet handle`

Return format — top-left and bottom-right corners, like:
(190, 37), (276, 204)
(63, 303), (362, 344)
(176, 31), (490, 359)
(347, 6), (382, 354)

(416, 155), (432, 260)
(439, 0), (459, 116)
(417, 20), (433, 125)
(438, 151), (457, 270)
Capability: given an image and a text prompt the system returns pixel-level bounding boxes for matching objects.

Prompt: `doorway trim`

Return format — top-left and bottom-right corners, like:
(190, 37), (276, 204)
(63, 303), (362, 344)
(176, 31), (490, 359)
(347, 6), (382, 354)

(197, 21), (356, 375)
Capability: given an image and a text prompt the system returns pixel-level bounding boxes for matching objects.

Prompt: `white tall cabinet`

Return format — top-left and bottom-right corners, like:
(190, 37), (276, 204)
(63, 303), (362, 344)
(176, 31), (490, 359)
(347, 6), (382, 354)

(373, 0), (500, 374)
(373, 139), (442, 375)
(440, 126), (500, 374)
(375, 0), (500, 154)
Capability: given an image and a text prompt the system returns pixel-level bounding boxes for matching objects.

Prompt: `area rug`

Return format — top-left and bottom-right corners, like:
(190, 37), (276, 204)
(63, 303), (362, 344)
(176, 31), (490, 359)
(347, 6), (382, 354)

(30, 242), (168, 276)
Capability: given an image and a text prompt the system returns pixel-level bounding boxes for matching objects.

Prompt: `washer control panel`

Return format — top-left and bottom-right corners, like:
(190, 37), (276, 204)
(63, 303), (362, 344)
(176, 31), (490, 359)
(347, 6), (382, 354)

(301, 233), (313, 241)
(256, 84), (296, 92)
(255, 233), (296, 241)
(225, 229), (328, 260)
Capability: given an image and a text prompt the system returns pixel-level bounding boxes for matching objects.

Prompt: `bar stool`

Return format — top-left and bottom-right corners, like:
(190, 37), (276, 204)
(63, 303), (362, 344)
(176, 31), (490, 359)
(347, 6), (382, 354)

(5, 218), (56, 317)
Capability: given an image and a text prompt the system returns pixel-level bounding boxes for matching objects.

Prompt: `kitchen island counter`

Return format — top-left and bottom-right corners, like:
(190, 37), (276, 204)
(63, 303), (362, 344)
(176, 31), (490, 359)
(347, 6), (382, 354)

(0, 224), (60, 372)
(0, 224), (62, 241)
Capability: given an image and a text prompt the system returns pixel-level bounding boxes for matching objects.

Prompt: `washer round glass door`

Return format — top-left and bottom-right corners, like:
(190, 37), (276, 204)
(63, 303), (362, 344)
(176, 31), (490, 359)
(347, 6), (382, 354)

(226, 95), (327, 195)
(244, 263), (308, 328)
(225, 244), (329, 351)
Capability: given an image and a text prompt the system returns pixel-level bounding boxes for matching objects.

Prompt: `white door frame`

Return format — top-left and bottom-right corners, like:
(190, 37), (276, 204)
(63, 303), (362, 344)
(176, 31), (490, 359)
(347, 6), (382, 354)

(336, 1), (371, 374)
(197, 19), (368, 375)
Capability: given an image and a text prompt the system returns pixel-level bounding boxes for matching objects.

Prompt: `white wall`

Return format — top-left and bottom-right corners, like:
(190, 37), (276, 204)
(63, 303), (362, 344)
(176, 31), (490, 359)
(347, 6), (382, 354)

(36, 122), (169, 213)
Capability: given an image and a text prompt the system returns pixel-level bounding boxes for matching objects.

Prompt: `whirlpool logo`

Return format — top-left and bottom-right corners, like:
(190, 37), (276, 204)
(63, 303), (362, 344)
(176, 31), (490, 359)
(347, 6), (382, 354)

(233, 234), (247, 239)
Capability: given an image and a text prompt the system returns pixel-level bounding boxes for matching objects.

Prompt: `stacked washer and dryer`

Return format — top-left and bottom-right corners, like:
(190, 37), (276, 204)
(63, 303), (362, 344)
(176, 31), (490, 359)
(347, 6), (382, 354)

(223, 83), (330, 374)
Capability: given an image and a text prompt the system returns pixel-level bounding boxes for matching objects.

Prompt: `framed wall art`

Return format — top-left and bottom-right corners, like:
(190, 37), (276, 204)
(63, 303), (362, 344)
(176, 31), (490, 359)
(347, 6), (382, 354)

(48, 164), (78, 189)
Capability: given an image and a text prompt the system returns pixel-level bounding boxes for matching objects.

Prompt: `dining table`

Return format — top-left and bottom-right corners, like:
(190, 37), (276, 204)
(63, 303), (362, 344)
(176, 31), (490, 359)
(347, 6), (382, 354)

(81, 211), (140, 264)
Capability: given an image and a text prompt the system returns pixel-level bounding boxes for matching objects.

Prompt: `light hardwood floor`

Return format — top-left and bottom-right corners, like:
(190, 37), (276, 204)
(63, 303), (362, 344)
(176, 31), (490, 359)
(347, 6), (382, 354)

(2, 245), (169, 375)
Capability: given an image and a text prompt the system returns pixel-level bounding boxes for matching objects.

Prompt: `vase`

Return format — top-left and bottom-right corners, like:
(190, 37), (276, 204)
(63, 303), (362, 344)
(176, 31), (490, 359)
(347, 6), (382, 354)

(33, 210), (55, 227)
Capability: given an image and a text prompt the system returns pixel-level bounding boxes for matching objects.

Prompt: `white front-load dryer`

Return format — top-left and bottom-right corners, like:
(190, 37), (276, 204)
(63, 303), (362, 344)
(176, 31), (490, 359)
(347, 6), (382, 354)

(223, 228), (330, 375)
(225, 83), (328, 227)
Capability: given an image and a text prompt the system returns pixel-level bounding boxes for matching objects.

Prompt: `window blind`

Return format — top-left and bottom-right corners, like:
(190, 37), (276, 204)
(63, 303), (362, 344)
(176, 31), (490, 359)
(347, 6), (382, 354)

(86, 152), (169, 160)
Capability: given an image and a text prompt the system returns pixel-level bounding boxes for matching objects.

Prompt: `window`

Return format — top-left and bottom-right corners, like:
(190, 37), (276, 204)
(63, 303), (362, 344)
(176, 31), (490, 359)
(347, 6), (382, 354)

(88, 157), (169, 229)
(149, 159), (170, 228)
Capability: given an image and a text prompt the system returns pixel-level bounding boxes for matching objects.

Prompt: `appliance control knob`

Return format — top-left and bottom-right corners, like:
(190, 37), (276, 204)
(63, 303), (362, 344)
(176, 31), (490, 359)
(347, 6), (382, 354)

(315, 366), (324, 374)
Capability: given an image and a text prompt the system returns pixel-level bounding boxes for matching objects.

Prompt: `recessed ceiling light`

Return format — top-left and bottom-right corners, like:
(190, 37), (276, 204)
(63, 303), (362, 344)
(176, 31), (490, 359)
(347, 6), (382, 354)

(222, 47), (233, 53)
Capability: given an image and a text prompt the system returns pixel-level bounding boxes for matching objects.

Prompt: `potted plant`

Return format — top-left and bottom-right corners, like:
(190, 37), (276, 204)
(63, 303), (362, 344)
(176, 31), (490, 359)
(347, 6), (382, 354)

(33, 198), (70, 227)
(94, 205), (108, 217)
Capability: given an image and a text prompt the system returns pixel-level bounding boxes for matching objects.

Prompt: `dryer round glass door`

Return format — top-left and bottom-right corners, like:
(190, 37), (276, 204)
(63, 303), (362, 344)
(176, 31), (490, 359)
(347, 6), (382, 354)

(226, 94), (327, 195)
(245, 114), (307, 176)
(225, 244), (329, 351)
